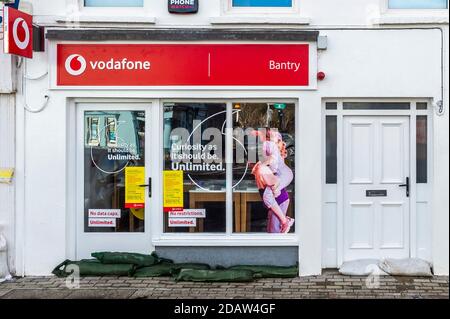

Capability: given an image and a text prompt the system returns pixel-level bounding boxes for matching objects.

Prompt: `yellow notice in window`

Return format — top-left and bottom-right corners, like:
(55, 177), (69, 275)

(125, 167), (145, 209)
(163, 170), (184, 211)
(0, 168), (14, 184)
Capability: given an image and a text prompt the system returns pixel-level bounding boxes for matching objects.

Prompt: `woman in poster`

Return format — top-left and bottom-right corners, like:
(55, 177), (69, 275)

(251, 129), (294, 233)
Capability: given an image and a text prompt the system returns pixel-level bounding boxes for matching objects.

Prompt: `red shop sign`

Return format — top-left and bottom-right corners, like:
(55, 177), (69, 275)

(3, 6), (33, 59)
(57, 44), (310, 86)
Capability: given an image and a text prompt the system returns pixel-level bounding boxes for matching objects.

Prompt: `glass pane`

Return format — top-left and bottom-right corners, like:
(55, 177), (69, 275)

(326, 116), (337, 184)
(84, 0), (143, 7)
(325, 102), (337, 110)
(84, 110), (145, 232)
(343, 102), (410, 110)
(163, 103), (226, 233)
(232, 0), (292, 7)
(389, 0), (447, 9)
(416, 116), (428, 183)
(417, 102), (428, 110)
(232, 103), (295, 233)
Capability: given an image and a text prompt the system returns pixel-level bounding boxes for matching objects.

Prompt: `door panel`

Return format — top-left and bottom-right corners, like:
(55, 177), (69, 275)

(343, 116), (410, 261)
(76, 103), (155, 259)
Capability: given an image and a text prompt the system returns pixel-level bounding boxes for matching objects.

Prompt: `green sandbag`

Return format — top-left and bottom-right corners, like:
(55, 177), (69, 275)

(227, 265), (298, 278)
(174, 269), (254, 282)
(134, 262), (175, 277)
(134, 262), (211, 277)
(92, 252), (158, 267)
(169, 263), (211, 275)
(52, 259), (135, 277)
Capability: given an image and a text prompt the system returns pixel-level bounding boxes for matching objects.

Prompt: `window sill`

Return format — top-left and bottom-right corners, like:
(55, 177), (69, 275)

(210, 16), (310, 25)
(152, 234), (299, 247)
(373, 14), (449, 25)
(53, 15), (156, 25)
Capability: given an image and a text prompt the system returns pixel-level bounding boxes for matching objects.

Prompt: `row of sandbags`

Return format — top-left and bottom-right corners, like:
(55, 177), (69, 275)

(52, 252), (298, 282)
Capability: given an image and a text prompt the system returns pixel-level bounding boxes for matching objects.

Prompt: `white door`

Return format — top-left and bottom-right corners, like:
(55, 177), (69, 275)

(76, 103), (156, 259)
(343, 116), (410, 261)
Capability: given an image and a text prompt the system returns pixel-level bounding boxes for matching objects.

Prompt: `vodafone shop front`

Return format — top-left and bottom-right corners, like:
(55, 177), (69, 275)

(18, 27), (439, 276)
(43, 29), (318, 271)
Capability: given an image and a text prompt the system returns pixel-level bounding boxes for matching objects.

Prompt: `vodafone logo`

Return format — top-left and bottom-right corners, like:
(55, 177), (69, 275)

(63, 55), (151, 77)
(12, 17), (30, 50)
(65, 54), (87, 76)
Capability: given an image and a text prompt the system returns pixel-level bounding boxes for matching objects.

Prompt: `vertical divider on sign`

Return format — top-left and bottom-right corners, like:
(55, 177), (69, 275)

(226, 101), (234, 235)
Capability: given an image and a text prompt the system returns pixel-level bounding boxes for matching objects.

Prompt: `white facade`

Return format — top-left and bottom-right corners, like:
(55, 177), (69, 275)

(0, 0), (448, 276)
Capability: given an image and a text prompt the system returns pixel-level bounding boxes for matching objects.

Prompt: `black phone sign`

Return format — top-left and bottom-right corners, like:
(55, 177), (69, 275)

(168, 0), (199, 14)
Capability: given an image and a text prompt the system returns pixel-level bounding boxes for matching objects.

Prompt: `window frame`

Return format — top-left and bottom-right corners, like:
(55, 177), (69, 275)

(222, 0), (300, 16)
(387, 0), (448, 10)
(153, 98), (300, 246)
(83, 0), (145, 8)
(381, 0), (448, 16)
(74, 0), (153, 22)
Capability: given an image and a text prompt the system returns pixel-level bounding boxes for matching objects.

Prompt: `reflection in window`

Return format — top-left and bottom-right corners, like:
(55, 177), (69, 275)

(232, 0), (292, 7)
(84, 0), (143, 7)
(389, 0), (447, 9)
(326, 116), (337, 184)
(84, 111), (145, 233)
(416, 116), (428, 183)
(163, 103), (226, 233)
(232, 103), (295, 233)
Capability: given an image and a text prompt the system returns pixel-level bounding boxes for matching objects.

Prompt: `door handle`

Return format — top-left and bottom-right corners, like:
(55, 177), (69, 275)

(399, 177), (409, 197)
(139, 177), (152, 198)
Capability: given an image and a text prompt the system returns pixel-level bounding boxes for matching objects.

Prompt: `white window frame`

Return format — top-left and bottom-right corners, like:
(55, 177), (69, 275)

(221, 0), (300, 16)
(152, 98), (300, 247)
(66, 0), (155, 23)
(380, 0), (448, 16)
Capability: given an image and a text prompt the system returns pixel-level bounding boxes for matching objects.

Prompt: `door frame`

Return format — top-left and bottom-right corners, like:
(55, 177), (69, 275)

(74, 99), (159, 259)
(322, 99), (433, 267)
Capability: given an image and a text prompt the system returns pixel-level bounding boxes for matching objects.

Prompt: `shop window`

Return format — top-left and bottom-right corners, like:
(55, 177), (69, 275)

(232, 0), (293, 7)
(84, 111), (146, 232)
(163, 103), (227, 233)
(343, 102), (410, 110)
(163, 102), (297, 234)
(326, 116), (337, 184)
(388, 0), (448, 9)
(232, 103), (296, 233)
(416, 116), (428, 183)
(84, 0), (144, 7)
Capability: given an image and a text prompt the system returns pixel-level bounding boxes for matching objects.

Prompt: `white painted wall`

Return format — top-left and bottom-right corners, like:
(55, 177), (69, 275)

(0, 94), (15, 274)
(6, 0), (448, 275)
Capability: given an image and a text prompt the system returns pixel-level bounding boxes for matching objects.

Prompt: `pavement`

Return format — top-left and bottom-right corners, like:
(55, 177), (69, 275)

(0, 270), (448, 299)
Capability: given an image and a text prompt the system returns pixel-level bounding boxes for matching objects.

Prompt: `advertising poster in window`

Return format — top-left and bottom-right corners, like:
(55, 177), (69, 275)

(84, 110), (146, 233)
(163, 102), (295, 234)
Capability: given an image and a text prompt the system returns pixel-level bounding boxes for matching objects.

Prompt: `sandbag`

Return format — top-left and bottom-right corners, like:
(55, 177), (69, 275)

(0, 233), (12, 283)
(134, 262), (175, 277)
(227, 265), (298, 278)
(52, 259), (135, 277)
(92, 252), (158, 267)
(339, 259), (387, 276)
(134, 262), (211, 277)
(174, 269), (254, 282)
(379, 258), (433, 277)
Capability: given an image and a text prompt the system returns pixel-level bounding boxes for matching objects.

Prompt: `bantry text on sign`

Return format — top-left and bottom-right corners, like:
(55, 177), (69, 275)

(57, 44), (310, 86)
(168, 0), (198, 13)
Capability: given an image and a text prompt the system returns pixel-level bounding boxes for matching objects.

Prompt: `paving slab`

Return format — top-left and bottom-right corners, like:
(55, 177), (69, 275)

(1, 289), (72, 299)
(65, 289), (137, 299)
(1, 273), (448, 299)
